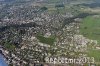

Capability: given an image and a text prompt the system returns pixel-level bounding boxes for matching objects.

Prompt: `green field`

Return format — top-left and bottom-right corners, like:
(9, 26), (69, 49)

(88, 49), (100, 62)
(80, 16), (100, 63)
(80, 16), (100, 44)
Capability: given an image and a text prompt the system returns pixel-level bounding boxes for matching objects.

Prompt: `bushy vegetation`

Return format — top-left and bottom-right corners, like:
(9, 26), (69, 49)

(40, 7), (48, 11)
(36, 35), (55, 45)
(4, 42), (15, 50)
